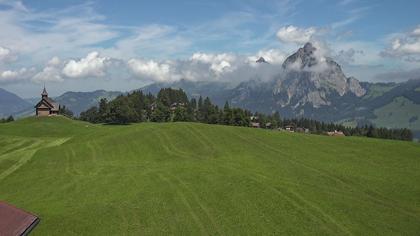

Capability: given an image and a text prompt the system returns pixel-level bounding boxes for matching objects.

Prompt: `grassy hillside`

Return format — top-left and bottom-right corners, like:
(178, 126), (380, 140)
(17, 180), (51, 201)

(371, 96), (420, 139)
(1, 117), (420, 235)
(362, 83), (397, 100)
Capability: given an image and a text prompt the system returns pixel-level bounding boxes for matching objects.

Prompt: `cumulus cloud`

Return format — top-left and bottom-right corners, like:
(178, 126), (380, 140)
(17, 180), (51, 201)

(190, 53), (237, 74)
(62, 52), (109, 78)
(276, 25), (317, 44)
(31, 52), (115, 83)
(128, 59), (178, 82)
(248, 49), (287, 65)
(0, 67), (34, 83)
(32, 57), (64, 83)
(127, 50), (286, 84)
(0, 46), (17, 63)
(381, 26), (420, 61)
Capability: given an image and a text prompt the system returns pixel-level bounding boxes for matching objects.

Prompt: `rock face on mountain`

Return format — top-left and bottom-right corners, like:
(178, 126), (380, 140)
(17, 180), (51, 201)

(274, 42), (365, 108)
(256, 57), (268, 63)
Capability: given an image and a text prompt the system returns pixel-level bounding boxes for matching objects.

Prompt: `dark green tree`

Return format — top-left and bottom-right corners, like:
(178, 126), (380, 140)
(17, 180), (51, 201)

(151, 102), (170, 122)
(59, 105), (74, 118)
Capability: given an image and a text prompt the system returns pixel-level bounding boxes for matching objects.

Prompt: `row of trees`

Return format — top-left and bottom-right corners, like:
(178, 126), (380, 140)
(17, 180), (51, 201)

(0, 115), (14, 123)
(79, 88), (413, 141)
(80, 88), (252, 126)
(281, 118), (413, 141)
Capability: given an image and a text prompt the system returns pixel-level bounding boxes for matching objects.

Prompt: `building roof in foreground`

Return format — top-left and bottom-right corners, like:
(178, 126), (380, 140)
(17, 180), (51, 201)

(0, 201), (40, 236)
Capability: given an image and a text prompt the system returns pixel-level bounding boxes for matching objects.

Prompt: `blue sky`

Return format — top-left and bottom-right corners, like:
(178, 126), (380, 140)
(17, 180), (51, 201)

(0, 0), (419, 97)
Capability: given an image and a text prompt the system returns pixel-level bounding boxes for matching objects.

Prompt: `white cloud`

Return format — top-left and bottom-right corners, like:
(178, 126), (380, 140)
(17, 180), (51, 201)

(62, 52), (109, 78)
(381, 26), (420, 61)
(0, 47), (11, 60)
(32, 57), (63, 83)
(128, 59), (178, 82)
(47, 56), (61, 66)
(276, 25), (317, 44)
(0, 1), (119, 64)
(0, 46), (16, 63)
(0, 67), (33, 83)
(190, 52), (236, 74)
(1, 70), (18, 79)
(105, 24), (191, 59)
(248, 49), (287, 65)
(391, 38), (420, 54)
(128, 50), (286, 84)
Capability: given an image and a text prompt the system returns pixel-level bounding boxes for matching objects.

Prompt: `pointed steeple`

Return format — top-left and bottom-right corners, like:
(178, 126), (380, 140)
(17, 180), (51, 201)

(41, 85), (48, 98)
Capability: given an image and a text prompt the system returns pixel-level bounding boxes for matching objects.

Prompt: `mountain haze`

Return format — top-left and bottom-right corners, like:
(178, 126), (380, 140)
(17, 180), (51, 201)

(6, 90), (122, 117)
(54, 90), (122, 116)
(0, 88), (32, 118)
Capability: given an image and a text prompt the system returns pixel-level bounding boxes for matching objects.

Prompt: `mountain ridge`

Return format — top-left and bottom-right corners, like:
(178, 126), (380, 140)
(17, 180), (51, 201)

(0, 88), (32, 118)
(1, 43), (419, 138)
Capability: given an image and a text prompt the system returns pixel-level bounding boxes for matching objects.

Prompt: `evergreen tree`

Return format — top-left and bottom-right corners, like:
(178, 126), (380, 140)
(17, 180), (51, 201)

(98, 98), (109, 123)
(6, 115), (14, 122)
(59, 105), (74, 118)
(223, 101), (232, 125)
(151, 102), (170, 122)
(107, 98), (135, 124)
(80, 107), (99, 123)
(173, 107), (188, 122)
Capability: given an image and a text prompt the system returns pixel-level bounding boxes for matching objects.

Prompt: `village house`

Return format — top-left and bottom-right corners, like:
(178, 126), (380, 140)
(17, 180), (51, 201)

(327, 130), (346, 137)
(251, 122), (260, 128)
(34, 87), (59, 117)
(250, 116), (260, 128)
(284, 124), (295, 132)
(295, 127), (305, 133)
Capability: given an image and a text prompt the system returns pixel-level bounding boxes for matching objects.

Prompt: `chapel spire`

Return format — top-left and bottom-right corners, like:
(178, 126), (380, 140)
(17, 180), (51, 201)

(41, 85), (48, 98)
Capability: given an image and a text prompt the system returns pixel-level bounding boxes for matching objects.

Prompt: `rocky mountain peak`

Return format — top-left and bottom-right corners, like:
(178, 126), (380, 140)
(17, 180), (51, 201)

(282, 42), (319, 70)
(275, 42), (366, 108)
(256, 57), (268, 63)
(303, 42), (316, 54)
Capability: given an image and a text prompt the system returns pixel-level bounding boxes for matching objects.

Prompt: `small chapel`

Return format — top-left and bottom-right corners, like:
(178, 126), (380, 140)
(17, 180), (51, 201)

(34, 86), (59, 116)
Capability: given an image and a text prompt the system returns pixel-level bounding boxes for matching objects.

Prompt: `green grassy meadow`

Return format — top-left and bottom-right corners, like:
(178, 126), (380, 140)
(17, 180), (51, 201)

(373, 96), (420, 131)
(1, 117), (420, 235)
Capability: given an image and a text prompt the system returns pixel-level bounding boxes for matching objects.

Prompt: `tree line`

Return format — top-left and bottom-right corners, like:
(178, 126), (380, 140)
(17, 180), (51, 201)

(78, 88), (413, 141)
(0, 115), (14, 123)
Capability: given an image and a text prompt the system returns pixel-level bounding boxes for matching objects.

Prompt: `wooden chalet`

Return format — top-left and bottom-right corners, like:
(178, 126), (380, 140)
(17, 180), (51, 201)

(327, 130), (345, 137)
(34, 87), (59, 117)
(284, 124), (296, 132)
(251, 122), (260, 128)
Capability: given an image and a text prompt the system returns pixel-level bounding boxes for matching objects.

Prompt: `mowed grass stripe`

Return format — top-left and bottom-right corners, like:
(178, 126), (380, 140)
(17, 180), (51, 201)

(1, 117), (420, 235)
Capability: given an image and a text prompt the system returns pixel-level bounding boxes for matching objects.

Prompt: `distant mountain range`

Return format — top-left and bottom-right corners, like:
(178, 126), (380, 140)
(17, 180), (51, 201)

(0, 88), (33, 117)
(139, 43), (420, 137)
(1, 42), (419, 138)
(2, 90), (122, 117)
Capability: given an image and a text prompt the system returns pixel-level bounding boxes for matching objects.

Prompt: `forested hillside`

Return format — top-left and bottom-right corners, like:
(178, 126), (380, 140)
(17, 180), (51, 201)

(79, 88), (413, 141)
